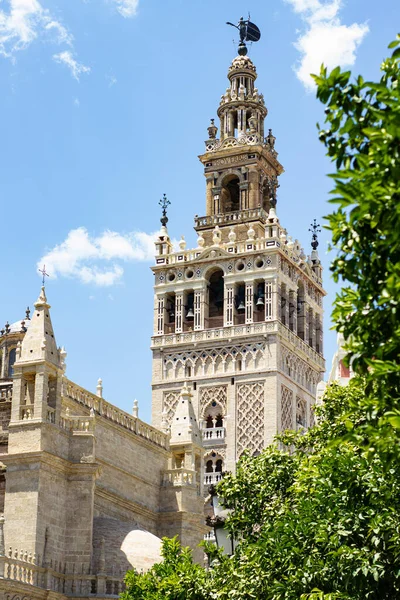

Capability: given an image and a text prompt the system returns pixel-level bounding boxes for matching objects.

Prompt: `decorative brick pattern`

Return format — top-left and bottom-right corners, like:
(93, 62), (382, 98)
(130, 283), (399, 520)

(237, 382), (264, 457)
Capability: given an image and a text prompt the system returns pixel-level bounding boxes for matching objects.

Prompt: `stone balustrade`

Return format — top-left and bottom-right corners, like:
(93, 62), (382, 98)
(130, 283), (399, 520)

(0, 546), (125, 596)
(0, 385), (12, 403)
(20, 404), (34, 420)
(204, 472), (223, 486)
(202, 427), (225, 444)
(63, 378), (169, 450)
(152, 320), (325, 370)
(163, 469), (196, 487)
(194, 207), (269, 229)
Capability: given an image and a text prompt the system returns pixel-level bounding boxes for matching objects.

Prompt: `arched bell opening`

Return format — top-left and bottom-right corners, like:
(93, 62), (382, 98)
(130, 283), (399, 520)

(220, 175), (240, 213)
(206, 269), (224, 329)
(165, 293), (176, 334)
(262, 179), (272, 213)
(183, 290), (195, 332)
(297, 282), (306, 342)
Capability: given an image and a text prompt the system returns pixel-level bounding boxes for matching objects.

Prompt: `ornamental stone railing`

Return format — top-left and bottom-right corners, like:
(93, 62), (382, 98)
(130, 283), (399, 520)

(194, 207), (268, 229)
(0, 384), (12, 403)
(0, 541), (126, 597)
(163, 469), (196, 487)
(152, 320), (325, 371)
(202, 427), (225, 443)
(63, 378), (169, 450)
(204, 472), (223, 486)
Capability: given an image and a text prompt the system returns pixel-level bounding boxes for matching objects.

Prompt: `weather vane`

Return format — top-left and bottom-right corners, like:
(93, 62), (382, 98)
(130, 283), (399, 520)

(38, 264), (49, 286)
(309, 219), (321, 251)
(159, 193), (171, 227)
(226, 15), (261, 56)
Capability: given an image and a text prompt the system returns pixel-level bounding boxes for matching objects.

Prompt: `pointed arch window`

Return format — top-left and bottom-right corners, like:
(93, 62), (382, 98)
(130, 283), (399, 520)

(7, 348), (16, 378)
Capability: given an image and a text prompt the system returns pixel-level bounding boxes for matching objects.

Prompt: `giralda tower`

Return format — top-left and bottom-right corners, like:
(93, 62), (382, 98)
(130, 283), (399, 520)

(150, 23), (325, 479)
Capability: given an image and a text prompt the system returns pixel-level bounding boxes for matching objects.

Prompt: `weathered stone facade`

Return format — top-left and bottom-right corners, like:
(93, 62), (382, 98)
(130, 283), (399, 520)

(0, 289), (205, 598)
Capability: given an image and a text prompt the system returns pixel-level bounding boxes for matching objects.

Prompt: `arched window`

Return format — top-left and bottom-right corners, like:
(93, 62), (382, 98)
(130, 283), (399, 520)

(221, 176), (240, 213)
(8, 348), (16, 378)
(215, 459), (223, 473)
(206, 415), (213, 429)
(206, 460), (213, 473)
(215, 414), (223, 428)
(207, 270), (224, 329)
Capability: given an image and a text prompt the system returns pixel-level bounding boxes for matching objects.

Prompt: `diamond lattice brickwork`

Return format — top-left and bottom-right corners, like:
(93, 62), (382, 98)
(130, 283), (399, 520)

(281, 385), (294, 431)
(237, 382), (264, 457)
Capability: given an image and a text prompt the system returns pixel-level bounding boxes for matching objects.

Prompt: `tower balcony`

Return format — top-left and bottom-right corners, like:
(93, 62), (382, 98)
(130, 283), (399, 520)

(152, 321), (325, 371)
(204, 471), (223, 486)
(194, 207), (268, 230)
(202, 426), (225, 445)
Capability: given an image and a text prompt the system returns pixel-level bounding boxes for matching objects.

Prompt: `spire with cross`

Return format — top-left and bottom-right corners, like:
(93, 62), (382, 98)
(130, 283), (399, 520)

(38, 264), (49, 287)
(309, 219), (321, 251)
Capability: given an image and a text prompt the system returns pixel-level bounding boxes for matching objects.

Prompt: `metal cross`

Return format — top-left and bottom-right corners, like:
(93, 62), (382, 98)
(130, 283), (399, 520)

(159, 193), (171, 227)
(38, 264), (49, 286)
(309, 219), (321, 251)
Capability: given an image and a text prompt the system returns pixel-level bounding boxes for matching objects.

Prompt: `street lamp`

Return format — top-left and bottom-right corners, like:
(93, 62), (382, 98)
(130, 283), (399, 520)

(206, 485), (238, 557)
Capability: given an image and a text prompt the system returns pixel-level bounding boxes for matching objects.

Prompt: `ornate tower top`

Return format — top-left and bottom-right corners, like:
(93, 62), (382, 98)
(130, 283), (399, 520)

(197, 30), (283, 245)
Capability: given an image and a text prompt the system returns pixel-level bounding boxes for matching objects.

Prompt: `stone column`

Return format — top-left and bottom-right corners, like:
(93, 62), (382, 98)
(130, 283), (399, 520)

(194, 290), (202, 331)
(248, 169), (259, 209)
(206, 177), (213, 216)
(175, 293), (183, 333)
(156, 295), (165, 335)
(245, 283), (254, 324)
(272, 277), (279, 321)
(289, 290), (297, 334)
(225, 285), (234, 327)
(264, 280), (273, 321)
(34, 368), (48, 421)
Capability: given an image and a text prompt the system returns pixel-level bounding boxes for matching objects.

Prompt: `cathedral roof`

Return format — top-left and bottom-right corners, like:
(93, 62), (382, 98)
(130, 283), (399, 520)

(8, 319), (31, 334)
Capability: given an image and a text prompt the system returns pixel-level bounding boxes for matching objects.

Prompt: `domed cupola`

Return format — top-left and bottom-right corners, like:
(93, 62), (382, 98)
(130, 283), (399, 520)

(217, 55), (267, 144)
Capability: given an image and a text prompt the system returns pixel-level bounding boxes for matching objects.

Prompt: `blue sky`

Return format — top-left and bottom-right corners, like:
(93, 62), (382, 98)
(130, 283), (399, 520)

(0, 0), (397, 423)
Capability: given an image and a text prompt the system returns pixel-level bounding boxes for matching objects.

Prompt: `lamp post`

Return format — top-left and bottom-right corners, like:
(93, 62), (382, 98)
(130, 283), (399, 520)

(206, 485), (238, 557)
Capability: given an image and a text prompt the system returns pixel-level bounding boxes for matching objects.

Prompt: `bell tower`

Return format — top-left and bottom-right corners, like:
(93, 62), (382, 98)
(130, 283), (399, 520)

(151, 32), (325, 478)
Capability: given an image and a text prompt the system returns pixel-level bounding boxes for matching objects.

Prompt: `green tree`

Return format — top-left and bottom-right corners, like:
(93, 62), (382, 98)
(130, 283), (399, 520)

(121, 537), (208, 600)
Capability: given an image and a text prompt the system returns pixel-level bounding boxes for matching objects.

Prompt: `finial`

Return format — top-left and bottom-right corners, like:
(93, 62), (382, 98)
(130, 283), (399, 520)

(159, 193), (171, 227)
(96, 378), (103, 398)
(179, 235), (186, 251)
(4, 322), (10, 336)
(266, 128), (276, 149)
(207, 118), (218, 139)
(133, 399), (139, 418)
(20, 320), (26, 333)
(38, 264), (49, 287)
(268, 177), (279, 209)
(226, 16), (261, 56)
(25, 307), (31, 320)
(309, 219), (321, 251)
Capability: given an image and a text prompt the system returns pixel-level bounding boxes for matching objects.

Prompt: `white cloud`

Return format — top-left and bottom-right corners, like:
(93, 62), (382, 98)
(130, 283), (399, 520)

(73, 96), (80, 106)
(53, 50), (90, 80)
(38, 227), (159, 287)
(112, 0), (139, 18)
(106, 73), (117, 87)
(285, 0), (369, 90)
(0, 0), (73, 57)
(0, 1), (139, 79)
